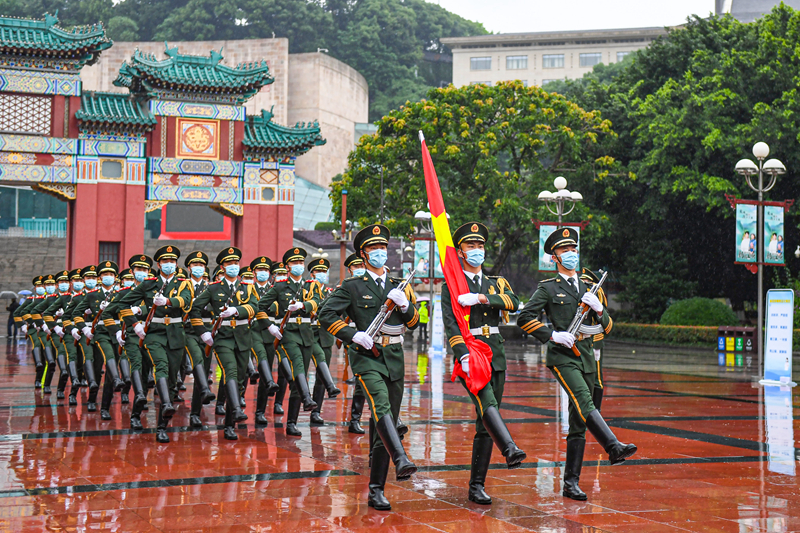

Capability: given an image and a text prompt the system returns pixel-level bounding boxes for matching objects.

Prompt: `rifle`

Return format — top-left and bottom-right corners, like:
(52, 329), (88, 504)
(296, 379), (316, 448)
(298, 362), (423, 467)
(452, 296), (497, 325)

(139, 284), (167, 347)
(204, 280), (241, 358)
(272, 282), (306, 350)
(565, 270), (608, 357)
(364, 267), (416, 357)
(74, 289), (115, 346)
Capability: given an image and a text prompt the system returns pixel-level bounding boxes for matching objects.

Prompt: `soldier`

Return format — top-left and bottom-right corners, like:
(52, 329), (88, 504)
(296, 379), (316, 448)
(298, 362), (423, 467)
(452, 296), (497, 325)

(580, 267), (607, 411)
(441, 222), (527, 505)
(183, 250), (216, 428)
(115, 269), (136, 405)
(27, 274), (59, 393)
(518, 228), (635, 500)
(115, 246), (193, 442)
(269, 260), (289, 415)
(343, 253), (368, 434)
(41, 270), (81, 401)
(59, 269), (85, 405)
(308, 257), (341, 425)
(318, 224), (419, 510)
(16, 276), (45, 387)
(66, 266), (101, 406)
(249, 256), (281, 426)
(190, 247), (254, 440)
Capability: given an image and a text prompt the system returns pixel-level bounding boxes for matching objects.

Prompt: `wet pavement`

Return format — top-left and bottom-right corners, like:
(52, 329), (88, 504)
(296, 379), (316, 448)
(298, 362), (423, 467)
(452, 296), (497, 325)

(0, 335), (797, 532)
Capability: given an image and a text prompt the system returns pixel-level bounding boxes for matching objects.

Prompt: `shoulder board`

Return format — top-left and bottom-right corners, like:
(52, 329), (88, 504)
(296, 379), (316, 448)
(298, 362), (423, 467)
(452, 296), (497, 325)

(486, 275), (499, 279)
(145, 276), (157, 281)
(539, 277), (557, 283)
(388, 277), (402, 283)
(209, 280), (222, 285)
(117, 286), (133, 292)
(88, 289), (100, 293)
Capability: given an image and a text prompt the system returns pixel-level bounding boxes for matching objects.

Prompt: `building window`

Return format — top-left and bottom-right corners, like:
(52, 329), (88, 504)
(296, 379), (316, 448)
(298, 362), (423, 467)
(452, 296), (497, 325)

(98, 242), (120, 265)
(470, 57), (492, 71)
(506, 55), (528, 70)
(100, 159), (124, 180)
(579, 53), (602, 67)
(542, 54), (564, 69)
(469, 81), (491, 86)
(0, 94), (52, 135)
(617, 51), (631, 62)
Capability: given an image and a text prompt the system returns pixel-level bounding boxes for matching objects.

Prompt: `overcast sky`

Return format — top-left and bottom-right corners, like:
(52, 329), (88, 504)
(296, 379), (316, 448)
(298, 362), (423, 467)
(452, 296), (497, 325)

(430, 0), (717, 34)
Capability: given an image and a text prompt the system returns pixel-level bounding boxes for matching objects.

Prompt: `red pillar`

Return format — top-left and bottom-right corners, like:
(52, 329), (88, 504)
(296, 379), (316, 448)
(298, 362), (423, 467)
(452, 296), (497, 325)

(233, 204), (293, 262)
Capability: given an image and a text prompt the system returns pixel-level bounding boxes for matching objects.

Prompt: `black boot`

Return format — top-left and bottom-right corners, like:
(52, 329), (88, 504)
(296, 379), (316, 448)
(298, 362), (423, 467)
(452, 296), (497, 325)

(119, 357), (132, 385)
(100, 374), (113, 420)
(349, 395), (366, 434)
(273, 373), (287, 414)
(367, 446), (392, 510)
(248, 357), (259, 385)
(257, 360), (280, 395)
(310, 376), (325, 425)
(131, 370), (147, 411)
(468, 436), (494, 504)
(285, 397), (302, 437)
(44, 345), (56, 366)
(314, 360), (341, 398)
(189, 382), (204, 428)
(396, 417), (408, 439)
(481, 406), (527, 469)
(215, 401), (226, 416)
(87, 378), (98, 411)
(375, 414), (417, 481)
(223, 403), (238, 440)
(34, 363), (44, 389)
(156, 410), (169, 443)
(32, 346), (44, 370)
(294, 373), (317, 411)
(177, 373), (185, 391)
(192, 363), (216, 405)
(215, 381), (227, 415)
(56, 353), (67, 375)
(563, 439), (587, 500)
(155, 377), (176, 420)
(255, 380), (269, 426)
(592, 386), (604, 411)
(585, 409), (637, 465)
(42, 360), (55, 393)
(106, 358), (125, 392)
(225, 379), (247, 422)
(56, 372), (68, 400)
(84, 360), (99, 393)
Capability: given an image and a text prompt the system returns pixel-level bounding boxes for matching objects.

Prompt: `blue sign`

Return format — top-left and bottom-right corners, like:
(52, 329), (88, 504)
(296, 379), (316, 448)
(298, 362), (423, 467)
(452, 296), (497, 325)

(761, 289), (796, 386)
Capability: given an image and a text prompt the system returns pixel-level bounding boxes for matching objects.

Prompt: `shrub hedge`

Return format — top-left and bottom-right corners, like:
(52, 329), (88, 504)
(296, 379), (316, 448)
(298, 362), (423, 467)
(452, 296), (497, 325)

(613, 323), (800, 348)
(660, 297), (739, 326)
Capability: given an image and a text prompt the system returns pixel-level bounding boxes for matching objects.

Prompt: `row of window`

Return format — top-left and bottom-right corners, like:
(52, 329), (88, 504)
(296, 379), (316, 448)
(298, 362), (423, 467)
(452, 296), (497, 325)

(471, 51), (630, 71)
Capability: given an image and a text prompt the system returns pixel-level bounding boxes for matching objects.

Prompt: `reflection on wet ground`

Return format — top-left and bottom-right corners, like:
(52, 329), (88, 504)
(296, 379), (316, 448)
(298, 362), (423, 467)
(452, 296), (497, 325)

(1, 335), (798, 532)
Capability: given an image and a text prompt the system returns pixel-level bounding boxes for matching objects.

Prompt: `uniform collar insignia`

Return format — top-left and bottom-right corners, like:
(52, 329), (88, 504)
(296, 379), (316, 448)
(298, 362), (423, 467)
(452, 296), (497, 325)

(362, 294), (372, 299)
(556, 293), (566, 297)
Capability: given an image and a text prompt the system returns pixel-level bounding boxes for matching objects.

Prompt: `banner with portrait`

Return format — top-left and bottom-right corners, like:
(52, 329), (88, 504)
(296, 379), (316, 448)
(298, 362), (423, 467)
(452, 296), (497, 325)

(763, 204), (785, 266)
(414, 239), (444, 279)
(735, 203), (758, 264)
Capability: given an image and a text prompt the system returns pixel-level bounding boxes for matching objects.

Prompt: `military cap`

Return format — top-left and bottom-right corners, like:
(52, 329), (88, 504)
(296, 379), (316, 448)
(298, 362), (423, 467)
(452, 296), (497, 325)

(241, 266), (254, 277)
(68, 268), (82, 280)
(216, 246), (242, 265)
(175, 267), (187, 279)
(149, 267), (158, 277)
(272, 260), (287, 274)
(82, 265), (98, 277)
(309, 257), (330, 272)
(119, 268), (134, 280)
(185, 250), (209, 267)
(129, 254), (153, 269)
(579, 267), (600, 284)
(544, 227), (579, 255)
(283, 247), (307, 264)
(32, 275), (43, 286)
(344, 253), (365, 269)
(453, 222), (488, 246)
(98, 261), (119, 276)
(55, 270), (70, 282)
(212, 266), (223, 280)
(154, 245), (180, 262)
(43, 274), (56, 284)
(353, 224), (390, 252)
(250, 255), (272, 270)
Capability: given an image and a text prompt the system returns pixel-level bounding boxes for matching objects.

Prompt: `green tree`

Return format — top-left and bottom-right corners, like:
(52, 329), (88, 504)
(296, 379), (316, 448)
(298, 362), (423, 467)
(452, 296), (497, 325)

(106, 16), (139, 41)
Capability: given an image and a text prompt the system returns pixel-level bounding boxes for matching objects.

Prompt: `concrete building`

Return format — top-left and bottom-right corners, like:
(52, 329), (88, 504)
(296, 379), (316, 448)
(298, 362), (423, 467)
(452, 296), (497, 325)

(716, 0), (800, 22)
(441, 27), (669, 88)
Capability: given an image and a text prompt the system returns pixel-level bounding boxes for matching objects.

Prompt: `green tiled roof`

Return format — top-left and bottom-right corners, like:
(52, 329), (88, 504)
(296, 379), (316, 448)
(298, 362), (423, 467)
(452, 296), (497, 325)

(244, 110), (326, 157)
(114, 44), (273, 104)
(0, 13), (111, 67)
(75, 91), (156, 132)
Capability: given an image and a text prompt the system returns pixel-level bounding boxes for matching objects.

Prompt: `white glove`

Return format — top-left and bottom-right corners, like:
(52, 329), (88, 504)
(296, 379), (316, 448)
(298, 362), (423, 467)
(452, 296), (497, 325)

(71, 329), (81, 342)
(34, 324), (40, 332)
(134, 322), (146, 340)
(457, 293), (482, 307)
(116, 330), (125, 346)
(581, 292), (604, 314)
(55, 308), (63, 317)
(82, 326), (93, 340)
(219, 307), (238, 318)
(84, 308), (92, 316)
(201, 332), (214, 346)
(594, 348), (601, 362)
(20, 324), (27, 336)
(460, 355), (470, 377)
(268, 324), (282, 340)
(41, 324), (50, 335)
(153, 294), (168, 307)
(551, 331), (575, 348)
(54, 326), (63, 337)
(99, 301), (108, 310)
(131, 306), (142, 316)
(352, 331), (374, 350)
(287, 302), (304, 312)
(387, 288), (409, 312)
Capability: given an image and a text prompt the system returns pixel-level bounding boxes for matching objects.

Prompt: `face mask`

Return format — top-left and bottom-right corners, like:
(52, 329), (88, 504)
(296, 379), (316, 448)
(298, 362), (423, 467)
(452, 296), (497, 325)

(558, 251), (579, 271)
(35, 286), (45, 296)
(256, 271), (270, 283)
(190, 266), (205, 278)
(85, 278), (97, 289)
(101, 275), (115, 287)
(123, 279), (134, 287)
(134, 271), (147, 283)
(72, 281), (84, 292)
(275, 275), (288, 282)
(368, 249), (387, 269)
(58, 282), (70, 292)
(225, 265), (240, 277)
(45, 285), (56, 295)
(241, 278), (253, 285)
(160, 262), (176, 276)
(315, 272), (329, 285)
(290, 265), (304, 277)
(464, 249), (485, 267)
(352, 268), (366, 277)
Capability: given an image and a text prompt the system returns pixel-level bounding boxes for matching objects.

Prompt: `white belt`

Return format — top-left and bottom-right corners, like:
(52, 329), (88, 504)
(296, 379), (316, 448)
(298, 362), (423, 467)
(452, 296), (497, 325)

(219, 320), (246, 327)
(373, 335), (403, 346)
(380, 324), (406, 336)
(150, 317), (178, 325)
(292, 317), (312, 324)
(470, 326), (500, 337)
(202, 319), (213, 324)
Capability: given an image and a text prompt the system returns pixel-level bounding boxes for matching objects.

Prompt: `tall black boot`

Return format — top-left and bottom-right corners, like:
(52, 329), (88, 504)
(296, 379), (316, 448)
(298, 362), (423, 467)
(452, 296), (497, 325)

(32, 346), (44, 370)
(155, 377), (176, 420)
(225, 379), (248, 422)
(34, 364), (44, 389)
(248, 357), (258, 385)
(592, 387), (604, 411)
(56, 372), (69, 400)
(100, 374), (113, 420)
(215, 380), (227, 415)
(273, 372), (287, 414)
(84, 360), (99, 393)
(349, 395), (366, 434)
(223, 402), (238, 440)
(56, 353), (67, 375)
(375, 414), (417, 481)
(156, 409), (169, 443)
(584, 409), (636, 465)
(257, 360), (279, 395)
(105, 358), (125, 392)
(314, 359), (341, 398)
(310, 376), (325, 425)
(481, 406), (527, 469)
(255, 380), (269, 426)
(119, 358), (132, 385)
(87, 364), (100, 411)
(468, 436), (494, 504)
(42, 361), (56, 393)
(44, 345), (55, 366)
(131, 370), (147, 411)
(192, 363), (216, 405)
(367, 446), (392, 510)
(294, 372), (317, 411)
(563, 439), (587, 500)
(285, 396), (302, 437)
(189, 384), (204, 429)
(68, 360), (81, 388)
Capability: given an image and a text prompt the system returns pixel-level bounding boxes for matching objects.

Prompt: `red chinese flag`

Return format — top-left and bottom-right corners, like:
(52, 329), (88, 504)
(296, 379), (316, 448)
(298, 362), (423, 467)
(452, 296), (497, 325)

(419, 131), (493, 394)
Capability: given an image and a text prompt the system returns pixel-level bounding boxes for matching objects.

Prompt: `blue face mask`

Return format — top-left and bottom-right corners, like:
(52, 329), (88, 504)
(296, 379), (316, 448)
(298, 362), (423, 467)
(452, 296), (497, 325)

(58, 282), (70, 292)
(45, 285), (56, 295)
(464, 249), (485, 267)
(352, 268), (366, 277)
(72, 281), (84, 292)
(85, 278), (97, 289)
(558, 251), (579, 271)
(160, 262), (176, 276)
(101, 275), (115, 287)
(191, 266), (205, 278)
(225, 265), (240, 277)
(315, 272), (329, 285)
(368, 249), (387, 269)
(134, 271), (147, 283)
(256, 271), (270, 283)
(290, 265), (304, 277)
(35, 286), (45, 296)
(123, 279), (134, 287)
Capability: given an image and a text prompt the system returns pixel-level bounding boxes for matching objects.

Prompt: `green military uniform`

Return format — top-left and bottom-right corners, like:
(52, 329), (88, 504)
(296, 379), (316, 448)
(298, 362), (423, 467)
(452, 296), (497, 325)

(28, 274), (59, 393)
(308, 257), (341, 425)
(440, 222), (527, 505)
(580, 267), (608, 410)
(517, 227), (635, 501)
(318, 224), (419, 511)
(342, 253), (368, 434)
(248, 255), (281, 426)
(266, 260), (290, 415)
(65, 266), (102, 403)
(17, 276), (45, 387)
(41, 270), (80, 401)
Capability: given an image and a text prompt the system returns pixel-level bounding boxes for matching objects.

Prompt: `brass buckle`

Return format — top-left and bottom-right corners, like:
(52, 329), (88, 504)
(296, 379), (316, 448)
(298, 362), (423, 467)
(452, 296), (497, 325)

(482, 325), (490, 337)
(164, 317), (171, 326)
(230, 319), (236, 328)
(296, 317), (303, 324)
(381, 336), (390, 347)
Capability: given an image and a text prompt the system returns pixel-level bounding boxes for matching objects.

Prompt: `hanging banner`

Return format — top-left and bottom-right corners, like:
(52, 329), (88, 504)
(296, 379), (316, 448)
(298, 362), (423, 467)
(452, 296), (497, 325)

(760, 288), (796, 386)
(413, 240), (444, 280)
(735, 203), (758, 264)
(763, 204), (785, 265)
(538, 223), (580, 272)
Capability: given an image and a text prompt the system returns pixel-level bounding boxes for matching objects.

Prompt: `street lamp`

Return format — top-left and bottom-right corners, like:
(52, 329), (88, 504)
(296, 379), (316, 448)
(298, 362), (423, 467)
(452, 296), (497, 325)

(734, 142), (787, 374)
(538, 176), (583, 224)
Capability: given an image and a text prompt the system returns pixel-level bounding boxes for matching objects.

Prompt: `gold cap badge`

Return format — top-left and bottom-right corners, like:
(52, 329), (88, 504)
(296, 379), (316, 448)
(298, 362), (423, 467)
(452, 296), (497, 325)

(228, 248), (233, 254)
(372, 226), (381, 235)
(167, 246), (173, 253)
(471, 224), (478, 232)
(562, 229), (569, 237)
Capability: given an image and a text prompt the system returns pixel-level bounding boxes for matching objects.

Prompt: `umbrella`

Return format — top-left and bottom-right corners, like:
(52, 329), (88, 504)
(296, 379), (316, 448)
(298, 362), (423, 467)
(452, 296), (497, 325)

(17, 290), (31, 296)
(0, 291), (18, 299)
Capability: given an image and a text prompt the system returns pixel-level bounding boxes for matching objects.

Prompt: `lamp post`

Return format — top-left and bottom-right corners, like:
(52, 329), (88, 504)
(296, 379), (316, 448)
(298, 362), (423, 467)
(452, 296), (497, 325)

(734, 142), (787, 374)
(537, 176), (583, 224)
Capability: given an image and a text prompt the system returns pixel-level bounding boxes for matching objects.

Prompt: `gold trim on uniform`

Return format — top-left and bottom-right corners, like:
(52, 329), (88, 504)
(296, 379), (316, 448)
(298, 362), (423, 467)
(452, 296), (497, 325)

(327, 320), (348, 335)
(449, 335), (465, 347)
(604, 316), (613, 334)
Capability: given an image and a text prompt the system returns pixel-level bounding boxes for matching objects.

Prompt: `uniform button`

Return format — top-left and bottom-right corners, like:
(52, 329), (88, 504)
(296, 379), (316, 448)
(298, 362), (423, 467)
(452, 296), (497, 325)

(484, 312), (487, 316)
